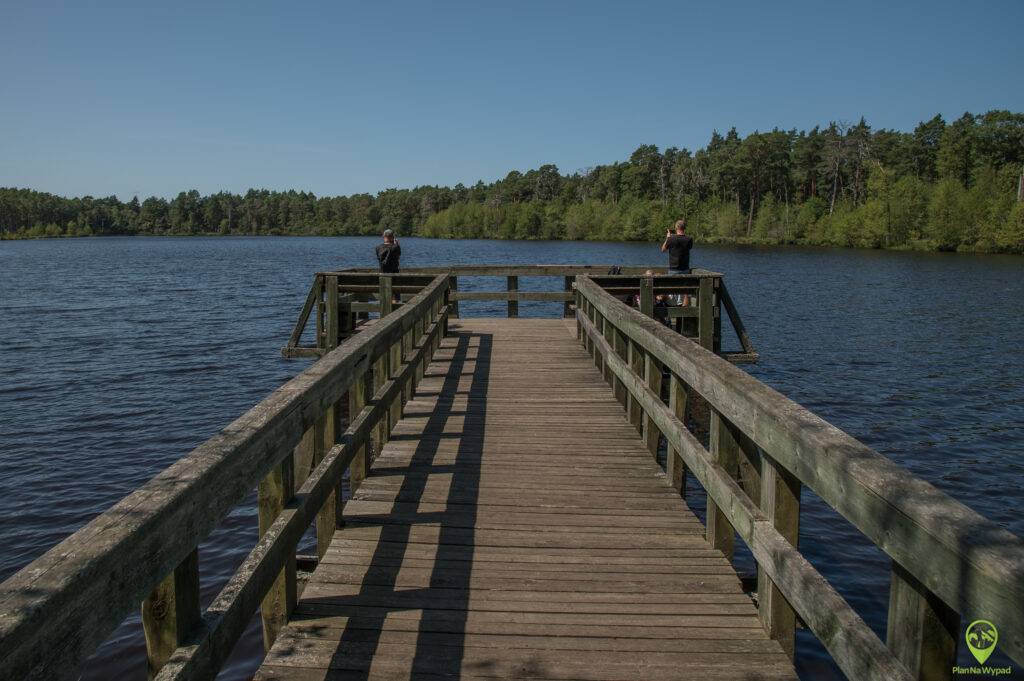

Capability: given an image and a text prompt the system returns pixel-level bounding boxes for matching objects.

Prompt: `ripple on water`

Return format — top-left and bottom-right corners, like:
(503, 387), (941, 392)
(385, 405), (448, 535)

(1, 237), (1022, 680)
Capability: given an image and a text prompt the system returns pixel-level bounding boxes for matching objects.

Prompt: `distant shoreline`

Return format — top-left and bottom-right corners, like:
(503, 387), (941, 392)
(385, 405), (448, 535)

(1, 229), (1016, 255)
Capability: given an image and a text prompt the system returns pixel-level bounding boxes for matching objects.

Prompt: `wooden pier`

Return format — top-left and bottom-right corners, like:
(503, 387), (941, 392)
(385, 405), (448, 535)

(1, 266), (1022, 681)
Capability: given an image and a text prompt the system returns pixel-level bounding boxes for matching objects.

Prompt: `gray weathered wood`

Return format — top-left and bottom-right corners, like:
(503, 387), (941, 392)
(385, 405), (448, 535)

(886, 561), (960, 681)
(286, 275), (322, 348)
(643, 352), (663, 458)
(707, 410), (738, 561)
(698, 276), (714, 350)
(0, 275), (449, 681)
(667, 374), (688, 497)
(450, 290), (573, 302)
(575, 275), (1024, 666)
(507, 276), (518, 317)
(325, 275), (339, 350)
(257, 456), (296, 650)
(758, 454), (800, 658)
(576, 310), (914, 681)
(142, 549), (200, 679)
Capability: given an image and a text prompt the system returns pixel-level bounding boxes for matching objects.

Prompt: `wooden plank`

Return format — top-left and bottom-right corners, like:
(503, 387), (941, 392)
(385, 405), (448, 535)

(0, 276), (450, 681)
(506, 275), (518, 317)
(707, 410), (739, 561)
(141, 549), (200, 679)
(450, 290), (573, 302)
(719, 280), (756, 355)
(758, 454), (801, 657)
(151, 302), (449, 681)
(325, 275), (339, 350)
(667, 373), (688, 497)
(575, 276), (1024, 666)
(286, 275), (322, 348)
(643, 352), (663, 459)
(576, 309), (913, 681)
(886, 561), (960, 681)
(698, 276), (714, 350)
(258, 318), (796, 681)
(564, 275), (573, 317)
(257, 455), (296, 650)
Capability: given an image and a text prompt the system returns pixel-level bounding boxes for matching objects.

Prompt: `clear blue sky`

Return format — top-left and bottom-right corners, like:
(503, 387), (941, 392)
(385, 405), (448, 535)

(2, 0), (1022, 200)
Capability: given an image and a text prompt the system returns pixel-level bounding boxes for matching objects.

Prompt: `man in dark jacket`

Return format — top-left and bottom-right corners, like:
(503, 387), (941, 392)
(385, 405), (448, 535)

(376, 229), (401, 273)
(660, 219), (693, 274)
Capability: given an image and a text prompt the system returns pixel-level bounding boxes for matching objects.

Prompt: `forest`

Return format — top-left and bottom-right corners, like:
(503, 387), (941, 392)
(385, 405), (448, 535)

(2, 110), (1023, 253)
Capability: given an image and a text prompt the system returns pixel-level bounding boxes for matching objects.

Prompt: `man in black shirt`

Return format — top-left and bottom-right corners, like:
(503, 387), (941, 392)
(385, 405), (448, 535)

(660, 219), (693, 274)
(376, 229), (401, 273)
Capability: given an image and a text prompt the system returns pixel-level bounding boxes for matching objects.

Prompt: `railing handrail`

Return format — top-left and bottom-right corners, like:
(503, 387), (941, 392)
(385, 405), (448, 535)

(575, 275), (1024, 672)
(327, 265), (724, 277)
(0, 274), (451, 681)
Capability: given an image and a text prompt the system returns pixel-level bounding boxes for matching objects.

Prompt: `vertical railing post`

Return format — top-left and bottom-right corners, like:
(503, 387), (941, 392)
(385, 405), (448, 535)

(375, 276), (394, 451)
(707, 409), (738, 561)
(257, 455), (296, 650)
(627, 341), (643, 432)
(141, 549), (200, 679)
(449, 275), (459, 319)
(757, 454), (801, 658)
(563, 276), (573, 317)
(643, 353), (663, 459)
(349, 365), (370, 496)
(712, 277), (722, 354)
(326, 275), (339, 350)
(886, 562), (960, 680)
(640, 276), (654, 319)
(698, 276), (714, 350)
(667, 374), (688, 497)
(507, 275), (518, 318)
(314, 406), (336, 559)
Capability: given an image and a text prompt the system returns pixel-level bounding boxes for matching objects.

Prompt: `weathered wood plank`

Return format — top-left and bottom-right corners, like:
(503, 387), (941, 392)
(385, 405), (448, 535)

(258, 318), (796, 681)
(575, 276), (1024, 666)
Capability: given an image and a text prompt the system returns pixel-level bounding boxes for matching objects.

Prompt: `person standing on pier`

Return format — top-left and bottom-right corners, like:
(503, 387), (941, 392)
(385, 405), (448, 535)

(376, 229), (401, 273)
(660, 219), (693, 274)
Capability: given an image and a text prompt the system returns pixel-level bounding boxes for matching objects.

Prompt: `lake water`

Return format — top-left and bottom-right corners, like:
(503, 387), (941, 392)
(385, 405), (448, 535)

(1, 236), (1022, 680)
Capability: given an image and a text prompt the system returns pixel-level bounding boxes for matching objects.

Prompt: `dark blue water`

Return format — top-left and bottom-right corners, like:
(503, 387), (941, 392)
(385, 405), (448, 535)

(1, 236), (1022, 680)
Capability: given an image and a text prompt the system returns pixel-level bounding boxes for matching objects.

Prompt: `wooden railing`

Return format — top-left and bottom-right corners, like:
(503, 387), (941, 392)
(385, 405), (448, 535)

(283, 266), (757, 362)
(574, 275), (1024, 681)
(0, 275), (451, 681)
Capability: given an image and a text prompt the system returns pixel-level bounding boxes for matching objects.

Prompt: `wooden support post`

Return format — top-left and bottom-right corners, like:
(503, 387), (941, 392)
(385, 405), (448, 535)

(326, 275), (339, 350)
(314, 407), (336, 559)
(378, 276), (393, 318)
(575, 290), (583, 340)
(338, 295), (353, 342)
(315, 300), (325, 349)
(707, 410), (738, 561)
(348, 370), (370, 495)
(640, 276), (654, 318)
(643, 353), (663, 458)
(449, 275), (459, 319)
(564, 276), (573, 317)
(757, 454), (801, 658)
(886, 561), (960, 680)
(667, 374), (688, 497)
(257, 455), (296, 650)
(507, 276), (518, 318)
(712, 278), (722, 354)
(627, 341), (643, 432)
(142, 549), (200, 679)
(698, 276), (714, 350)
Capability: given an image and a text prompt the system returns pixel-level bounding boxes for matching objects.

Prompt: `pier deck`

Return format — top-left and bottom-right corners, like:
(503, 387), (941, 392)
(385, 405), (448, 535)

(257, 319), (798, 681)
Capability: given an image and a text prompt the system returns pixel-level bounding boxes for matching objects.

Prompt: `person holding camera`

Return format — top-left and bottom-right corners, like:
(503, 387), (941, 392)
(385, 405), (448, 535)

(660, 219), (693, 274)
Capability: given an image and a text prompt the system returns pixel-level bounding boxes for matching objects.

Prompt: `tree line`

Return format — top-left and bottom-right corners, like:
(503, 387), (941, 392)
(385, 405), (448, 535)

(2, 110), (1022, 253)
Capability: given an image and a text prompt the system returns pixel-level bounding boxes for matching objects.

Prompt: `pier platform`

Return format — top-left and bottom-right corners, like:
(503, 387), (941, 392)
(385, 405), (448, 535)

(257, 319), (798, 681)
